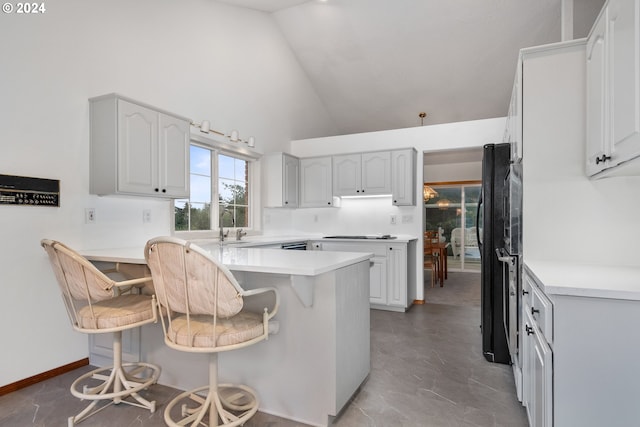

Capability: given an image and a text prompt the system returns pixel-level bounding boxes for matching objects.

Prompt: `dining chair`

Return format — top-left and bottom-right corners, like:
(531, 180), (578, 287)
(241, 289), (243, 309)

(144, 236), (280, 427)
(424, 237), (441, 288)
(40, 239), (160, 427)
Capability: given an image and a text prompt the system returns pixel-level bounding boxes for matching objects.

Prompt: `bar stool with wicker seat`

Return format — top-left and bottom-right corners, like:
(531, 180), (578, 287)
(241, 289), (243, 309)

(144, 236), (280, 427)
(40, 239), (160, 427)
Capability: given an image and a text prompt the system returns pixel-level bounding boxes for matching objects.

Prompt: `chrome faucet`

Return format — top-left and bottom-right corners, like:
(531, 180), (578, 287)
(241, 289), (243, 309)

(236, 229), (247, 241)
(219, 208), (234, 242)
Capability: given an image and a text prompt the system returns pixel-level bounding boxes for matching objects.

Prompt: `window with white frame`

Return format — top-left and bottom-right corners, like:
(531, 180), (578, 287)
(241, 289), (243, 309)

(174, 144), (250, 233)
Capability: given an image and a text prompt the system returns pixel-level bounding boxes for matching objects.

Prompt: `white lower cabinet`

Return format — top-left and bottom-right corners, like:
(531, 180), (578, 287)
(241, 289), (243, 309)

(522, 273), (552, 427)
(368, 255), (387, 305)
(523, 263), (640, 427)
(315, 240), (415, 311)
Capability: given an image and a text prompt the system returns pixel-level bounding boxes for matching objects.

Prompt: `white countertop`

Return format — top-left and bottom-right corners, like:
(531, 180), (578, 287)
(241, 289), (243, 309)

(209, 234), (418, 247)
(81, 243), (372, 276)
(524, 259), (640, 301)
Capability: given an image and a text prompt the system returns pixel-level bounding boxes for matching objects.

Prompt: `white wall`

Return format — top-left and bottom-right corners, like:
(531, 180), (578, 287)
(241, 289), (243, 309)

(0, 0), (336, 387)
(278, 117), (505, 301)
(424, 161), (482, 183)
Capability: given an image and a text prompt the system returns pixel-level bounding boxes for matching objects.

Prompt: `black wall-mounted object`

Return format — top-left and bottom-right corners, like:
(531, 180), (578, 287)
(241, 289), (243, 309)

(0, 174), (60, 207)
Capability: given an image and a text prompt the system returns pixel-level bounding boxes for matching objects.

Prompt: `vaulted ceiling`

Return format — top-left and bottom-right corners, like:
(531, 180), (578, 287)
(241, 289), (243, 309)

(216, 0), (604, 136)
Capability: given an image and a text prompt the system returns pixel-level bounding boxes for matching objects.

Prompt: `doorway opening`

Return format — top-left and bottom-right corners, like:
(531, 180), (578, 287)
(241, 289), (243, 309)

(424, 182), (481, 272)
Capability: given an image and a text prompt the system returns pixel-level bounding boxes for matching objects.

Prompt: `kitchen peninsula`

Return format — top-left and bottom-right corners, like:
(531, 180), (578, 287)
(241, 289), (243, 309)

(81, 242), (372, 427)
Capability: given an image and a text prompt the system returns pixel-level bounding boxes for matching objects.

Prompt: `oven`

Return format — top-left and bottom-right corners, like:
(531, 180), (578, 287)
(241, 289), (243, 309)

(498, 161), (523, 398)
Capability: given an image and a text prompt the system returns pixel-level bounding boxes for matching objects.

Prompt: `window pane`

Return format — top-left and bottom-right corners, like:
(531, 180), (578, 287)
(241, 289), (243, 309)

(190, 175), (211, 204)
(190, 146), (211, 175)
(219, 207), (235, 228)
(234, 158), (247, 181)
(174, 200), (189, 231)
(189, 202), (211, 231)
(218, 179), (235, 204)
(235, 206), (247, 228)
(218, 154), (235, 179)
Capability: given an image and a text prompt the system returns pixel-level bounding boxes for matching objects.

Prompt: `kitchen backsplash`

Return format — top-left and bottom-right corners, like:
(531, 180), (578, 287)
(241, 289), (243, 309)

(263, 196), (418, 236)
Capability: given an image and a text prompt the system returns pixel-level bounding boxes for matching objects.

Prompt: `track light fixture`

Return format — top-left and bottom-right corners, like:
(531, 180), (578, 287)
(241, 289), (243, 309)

(195, 120), (255, 148)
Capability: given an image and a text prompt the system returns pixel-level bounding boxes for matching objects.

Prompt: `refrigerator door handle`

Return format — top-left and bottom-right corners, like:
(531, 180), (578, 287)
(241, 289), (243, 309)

(476, 190), (483, 250)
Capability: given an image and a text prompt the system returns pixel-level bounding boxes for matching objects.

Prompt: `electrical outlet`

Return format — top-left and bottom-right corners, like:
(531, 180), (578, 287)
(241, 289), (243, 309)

(143, 209), (152, 223)
(85, 208), (95, 224)
(390, 214), (397, 225)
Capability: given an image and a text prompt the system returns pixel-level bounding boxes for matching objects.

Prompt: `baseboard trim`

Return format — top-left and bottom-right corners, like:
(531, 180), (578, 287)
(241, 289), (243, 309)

(413, 299), (425, 305)
(0, 358), (89, 397)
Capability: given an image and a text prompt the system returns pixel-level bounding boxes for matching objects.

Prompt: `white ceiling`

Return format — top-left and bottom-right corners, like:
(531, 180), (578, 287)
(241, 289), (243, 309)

(216, 0), (313, 13)
(216, 0), (604, 138)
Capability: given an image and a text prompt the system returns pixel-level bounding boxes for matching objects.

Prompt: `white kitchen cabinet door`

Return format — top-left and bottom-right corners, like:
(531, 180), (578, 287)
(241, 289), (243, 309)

(586, 0), (640, 177)
(158, 112), (190, 198)
(386, 244), (407, 308)
(116, 100), (159, 195)
(608, 0), (640, 166)
(90, 94), (190, 198)
(333, 152), (391, 196)
(368, 255), (387, 305)
(531, 326), (552, 427)
(333, 154), (362, 196)
(391, 149), (416, 206)
(300, 157), (334, 207)
(283, 154), (299, 208)
(361, 151), (391, 195)
(586, 9), (609, 176)
(522, 307), (552, 427)
(262, 153), (299, 208)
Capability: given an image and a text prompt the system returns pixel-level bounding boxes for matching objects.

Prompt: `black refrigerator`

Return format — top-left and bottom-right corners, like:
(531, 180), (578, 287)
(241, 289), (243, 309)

(477, 143), (511, 364)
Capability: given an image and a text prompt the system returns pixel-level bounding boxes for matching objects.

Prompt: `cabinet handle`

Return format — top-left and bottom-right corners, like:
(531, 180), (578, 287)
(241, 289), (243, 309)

(525, 325), (535, 336)
(162, 189), (166, 193)
(531, 307), (540, 315)
(327, 201), (331, 205)
(285, 201), (288, 204)
(154, 188), (159, 192)
(362, 189), (365, 193)
(356, 190), (360, 193)
(595, 154), (611, 164)
(522, 289), (529, 295)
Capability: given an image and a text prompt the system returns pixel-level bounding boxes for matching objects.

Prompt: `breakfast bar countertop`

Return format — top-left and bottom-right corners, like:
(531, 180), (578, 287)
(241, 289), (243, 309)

(81, 243), (373, 276)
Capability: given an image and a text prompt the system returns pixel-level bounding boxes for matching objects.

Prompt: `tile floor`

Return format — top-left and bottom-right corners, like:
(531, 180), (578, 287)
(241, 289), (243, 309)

(0, 272), (527, 427)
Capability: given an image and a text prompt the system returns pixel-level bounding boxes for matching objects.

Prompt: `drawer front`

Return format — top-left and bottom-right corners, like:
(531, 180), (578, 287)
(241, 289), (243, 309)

(530, 283), (553, 343)
(318, 241), (387, 256)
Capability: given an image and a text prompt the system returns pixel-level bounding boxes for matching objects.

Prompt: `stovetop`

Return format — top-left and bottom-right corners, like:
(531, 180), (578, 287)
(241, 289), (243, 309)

(323, 235), (396, 240)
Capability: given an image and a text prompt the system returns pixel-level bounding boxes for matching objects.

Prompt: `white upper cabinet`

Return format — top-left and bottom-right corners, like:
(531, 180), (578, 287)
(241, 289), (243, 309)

(300, 156), (334, 208)
(586, 0), (640, 177)
(90, 94), (190, 198)
(262, 152), (299, 208)
(391, 149), (416, 206)
(333, 151), (391, 196)
(586, 10), (608, 176)
(507, 58), (523, 163)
